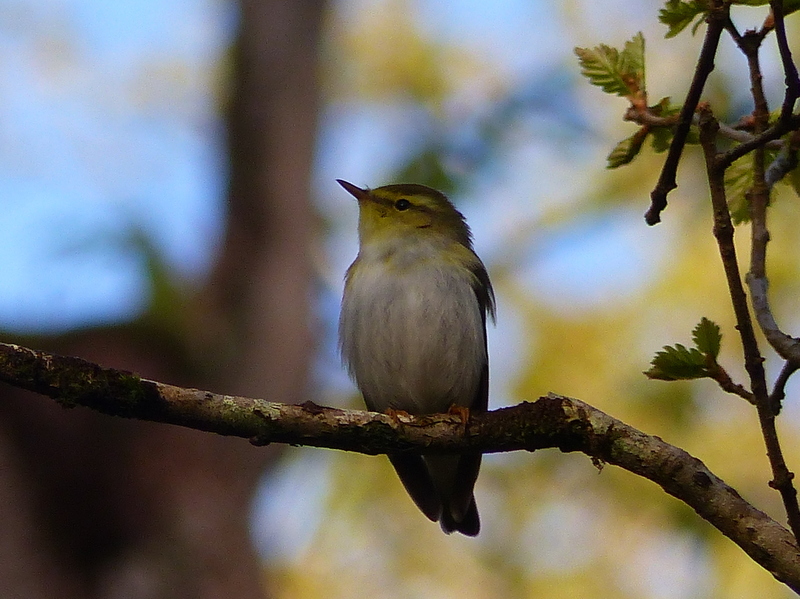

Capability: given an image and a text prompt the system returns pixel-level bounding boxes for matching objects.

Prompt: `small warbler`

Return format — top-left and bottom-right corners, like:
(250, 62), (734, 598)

(337, 179), (495, 536)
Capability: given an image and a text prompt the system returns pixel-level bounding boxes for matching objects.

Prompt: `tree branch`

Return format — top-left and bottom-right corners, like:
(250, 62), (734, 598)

(771, 0), (800, 127)
(765, 135), (800, 188)
(718, 114), (800, 170)
(1, 341), (799, 590)
(743, 2), (800, 366)
(698, 105), (800, 548)
(771, 360), (800, 411)
(739, 29), (800, 544)
(624, 105), (784, 149)
(709, 362), (755, 404)
(645, 1), (728, 226)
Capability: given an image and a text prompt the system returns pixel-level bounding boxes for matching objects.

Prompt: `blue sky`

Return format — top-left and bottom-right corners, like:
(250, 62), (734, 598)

(0, 0), (670, 333)
(0, 0), (231, 329)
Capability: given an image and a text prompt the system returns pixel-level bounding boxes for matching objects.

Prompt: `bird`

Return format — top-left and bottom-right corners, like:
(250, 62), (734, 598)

(337, 179), (494, 536)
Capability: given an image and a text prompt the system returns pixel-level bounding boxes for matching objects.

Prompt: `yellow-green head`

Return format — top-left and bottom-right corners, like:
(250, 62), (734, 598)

(337, 179), (473, 249)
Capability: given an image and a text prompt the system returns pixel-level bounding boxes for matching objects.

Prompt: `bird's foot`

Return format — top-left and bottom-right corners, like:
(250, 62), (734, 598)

(447, 405), (471, 433)
(386, 407), (414, 423)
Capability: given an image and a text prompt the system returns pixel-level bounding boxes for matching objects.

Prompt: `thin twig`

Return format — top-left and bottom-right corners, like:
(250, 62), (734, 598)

(770, 360), (799, 414)
(715, 2), (800, 169)
(697, 110), (761, 394)
(710, 363), (756, 404)
(645, 1), (728, 225)
(738, 36), (800, 542)
(742, 25), (800, 363)
(747, 274), (800, 363)
(764, 137), (800, 188)
(747, 2), (800, 367)
(698, 105), (800, 545)
(624, 105), (784, 148)
(723, 11), (744, 45)
(747, 203), (800, 363)
(718, 114), (800, 170)
(771, 0), (800, 126)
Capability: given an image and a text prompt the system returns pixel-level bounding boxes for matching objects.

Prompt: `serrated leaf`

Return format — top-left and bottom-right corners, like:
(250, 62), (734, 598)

(621, 32), (646, 96)
(692, 317), (721, 359)
(574, 32), (646, 99)
(645, 343), (708, 380)
(574, 45), (629, 96)
(607, 127), (649, 168)
(659, 1), (708, 38)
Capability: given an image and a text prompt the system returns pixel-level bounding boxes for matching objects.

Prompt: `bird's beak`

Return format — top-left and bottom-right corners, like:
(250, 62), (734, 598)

(337, 179), (369, 201)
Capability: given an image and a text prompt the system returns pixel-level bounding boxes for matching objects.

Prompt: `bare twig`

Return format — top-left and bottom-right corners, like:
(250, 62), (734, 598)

(698, 105), (800, 545)
(718, 115), (800, 170)
(741, 26), (800, 364)
(771, 0), (800, 126)
(747, 260), (800, 364)
(624, 105), (783, 148)
(723, 10), (744, 45)
(743, 2), (800, 365)
(765, 138), (800, 188)
(645, 1), (728, 225)
(737, 34), (800, 543)
(709, 2), (800, 171)
(770, 360), (800, 414)
(697, 110), (762, 395)
(709, 363), (756, 404)
(742, 84), (800, 364)
(0, 341), (799, 590)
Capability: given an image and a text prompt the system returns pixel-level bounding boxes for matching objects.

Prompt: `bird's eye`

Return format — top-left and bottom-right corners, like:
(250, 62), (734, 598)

(395, 199), (411, 211)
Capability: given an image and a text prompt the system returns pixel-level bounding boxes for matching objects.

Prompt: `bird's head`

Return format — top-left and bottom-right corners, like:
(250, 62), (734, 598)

(337, 180), (473, 249)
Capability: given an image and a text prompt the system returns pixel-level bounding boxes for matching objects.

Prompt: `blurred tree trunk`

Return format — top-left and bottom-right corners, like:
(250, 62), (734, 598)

(0, 0), (324, 597)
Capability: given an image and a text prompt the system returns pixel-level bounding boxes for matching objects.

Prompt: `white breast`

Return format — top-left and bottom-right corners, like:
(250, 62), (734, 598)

(339, 241), (486, 414)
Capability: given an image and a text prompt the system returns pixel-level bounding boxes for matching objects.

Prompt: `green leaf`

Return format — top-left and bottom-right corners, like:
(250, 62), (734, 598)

(651, 97), (680, 118)
(621, 32), (646, 95)
(647, 98), (680, 153)
(692, 317), (721, 359)
(574, 32), (646, 99)
(725, 154), (755, 224)
(650, 127), (673, 153)
(659, 1), (708, 38)
(645, 344), (708, 380)
(607, 127), (649, 168)
(785, 0), (800, 15)
(724, 150), (779, 225)
(574, 45), (628, 96)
